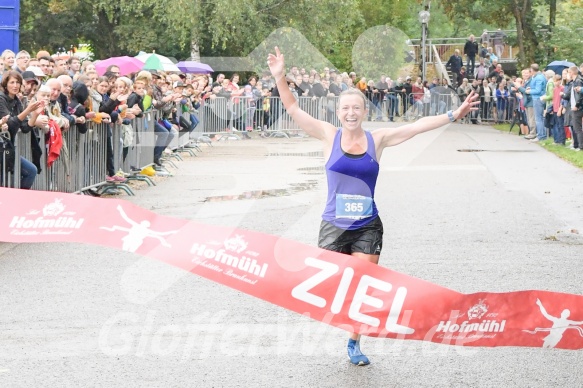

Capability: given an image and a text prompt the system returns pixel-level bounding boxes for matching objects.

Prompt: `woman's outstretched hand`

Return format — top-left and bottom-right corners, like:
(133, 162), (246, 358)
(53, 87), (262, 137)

(267, 46), (285, 81)
(456, 90), (480, 119)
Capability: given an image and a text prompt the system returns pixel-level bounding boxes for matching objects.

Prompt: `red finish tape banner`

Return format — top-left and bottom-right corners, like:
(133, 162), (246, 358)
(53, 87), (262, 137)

(1, 187), (582, 350)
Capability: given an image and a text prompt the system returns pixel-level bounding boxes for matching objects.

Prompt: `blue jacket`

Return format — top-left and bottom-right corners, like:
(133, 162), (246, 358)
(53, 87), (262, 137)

(517, 78), (533, 108)
(529, 72), (547, 99)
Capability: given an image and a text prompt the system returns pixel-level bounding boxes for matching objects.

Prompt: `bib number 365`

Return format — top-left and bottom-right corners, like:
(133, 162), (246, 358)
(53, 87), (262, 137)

(336, 194), (372, 219)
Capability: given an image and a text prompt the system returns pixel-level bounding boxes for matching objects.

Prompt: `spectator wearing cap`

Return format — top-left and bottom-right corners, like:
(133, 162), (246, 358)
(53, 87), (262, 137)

(26, 66), (46, 83)
(14, 51), (31, 74)
(21, 71), (40, 105)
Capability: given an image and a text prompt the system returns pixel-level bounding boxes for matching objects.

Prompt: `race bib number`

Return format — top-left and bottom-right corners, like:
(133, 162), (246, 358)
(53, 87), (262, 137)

(335, 194), (373, 219)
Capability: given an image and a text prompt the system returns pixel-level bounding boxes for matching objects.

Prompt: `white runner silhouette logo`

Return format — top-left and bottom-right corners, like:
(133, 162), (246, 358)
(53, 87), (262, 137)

(101, 205), (178, 253)
(523, 298), (583, 348)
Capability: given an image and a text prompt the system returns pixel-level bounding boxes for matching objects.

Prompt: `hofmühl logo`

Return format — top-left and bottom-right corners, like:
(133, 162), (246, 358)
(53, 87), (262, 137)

(224, 235), (247, 253)
(437, 299), (506, 334)
(190, 235), (268, 278)
(9, 199), (84, 234)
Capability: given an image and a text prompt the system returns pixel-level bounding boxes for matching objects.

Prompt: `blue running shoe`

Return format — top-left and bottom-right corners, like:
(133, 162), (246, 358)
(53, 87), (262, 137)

(347, 339), (370, 366)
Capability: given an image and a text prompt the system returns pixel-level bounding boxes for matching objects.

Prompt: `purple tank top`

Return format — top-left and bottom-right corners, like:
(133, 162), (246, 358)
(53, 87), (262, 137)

(322, 129), (379, 230)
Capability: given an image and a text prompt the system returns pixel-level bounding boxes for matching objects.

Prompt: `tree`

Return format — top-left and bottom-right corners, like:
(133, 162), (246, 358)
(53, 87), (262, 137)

(20, 0), (98, 54)
(546, 0), (583, 65)
(440, 0), (539, 67)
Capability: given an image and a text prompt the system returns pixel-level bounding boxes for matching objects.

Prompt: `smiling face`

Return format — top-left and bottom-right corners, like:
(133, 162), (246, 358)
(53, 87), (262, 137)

(337, 93), (367, 130)
(47, 80), (61, 101)
(3, 52), (15, 67)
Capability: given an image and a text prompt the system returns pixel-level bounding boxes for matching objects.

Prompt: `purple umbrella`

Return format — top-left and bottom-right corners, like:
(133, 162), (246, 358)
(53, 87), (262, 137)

(176, 61), (214, 74)
(95, 56), (144, 76)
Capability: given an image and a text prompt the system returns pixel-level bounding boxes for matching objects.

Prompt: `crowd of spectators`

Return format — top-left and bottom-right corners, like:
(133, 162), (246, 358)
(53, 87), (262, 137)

(0, 48), (207, 189)
(2, 41), (582, 190)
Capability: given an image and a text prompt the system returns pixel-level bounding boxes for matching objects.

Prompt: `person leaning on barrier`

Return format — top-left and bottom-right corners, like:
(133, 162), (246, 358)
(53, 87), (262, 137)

(87, 76), (111, 125)
(495, 80), (510, 124)
(69, 82), (90, 135)
(409, 77), (424, 120)
(469, 79), (483, 124)
(0, 71), (43, 189)
(21, 71), (40, 107)
(386, 80), (401, 121)
(26, 85), (55, 171)
(150, 69), (178, 166)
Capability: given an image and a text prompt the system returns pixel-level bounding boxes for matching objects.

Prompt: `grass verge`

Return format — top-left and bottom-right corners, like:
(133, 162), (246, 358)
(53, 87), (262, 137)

(493, 123), (583, 169)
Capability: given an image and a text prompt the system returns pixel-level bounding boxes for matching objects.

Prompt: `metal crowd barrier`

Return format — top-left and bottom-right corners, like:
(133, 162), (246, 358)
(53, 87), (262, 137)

(198, 96), (341, 138)
(1, 111), (162, 193)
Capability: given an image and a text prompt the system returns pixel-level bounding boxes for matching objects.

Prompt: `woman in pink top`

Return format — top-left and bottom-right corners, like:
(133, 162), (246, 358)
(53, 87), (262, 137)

(551, 73), (566, 145)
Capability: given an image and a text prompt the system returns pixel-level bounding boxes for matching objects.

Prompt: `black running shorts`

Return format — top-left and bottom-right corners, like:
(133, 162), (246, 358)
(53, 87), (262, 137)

(318, 216), (383, 255)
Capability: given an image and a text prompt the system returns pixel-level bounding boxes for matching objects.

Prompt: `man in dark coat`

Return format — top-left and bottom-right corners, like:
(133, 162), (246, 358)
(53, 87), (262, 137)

(446, 49), (463, 88)
(463, 34), (479, 75)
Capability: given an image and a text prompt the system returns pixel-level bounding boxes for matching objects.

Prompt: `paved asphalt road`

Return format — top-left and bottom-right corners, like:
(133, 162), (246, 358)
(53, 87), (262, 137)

(1, 122), (582, 387)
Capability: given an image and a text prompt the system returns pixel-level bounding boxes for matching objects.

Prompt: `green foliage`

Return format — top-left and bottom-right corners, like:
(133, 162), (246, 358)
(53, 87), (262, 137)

(18, 0), (575, 77)
(546, 1), (583, 66)
(20, 0), (96, 53)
